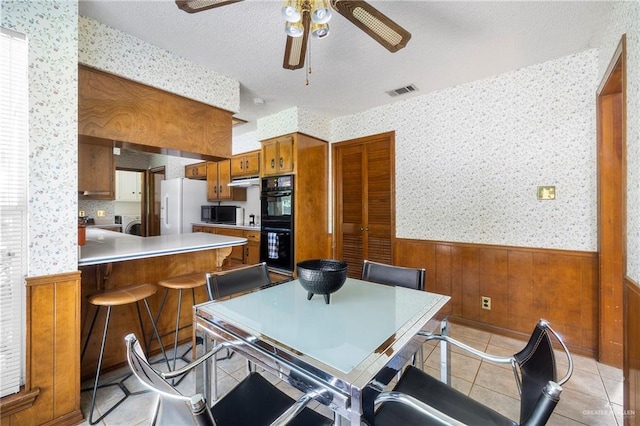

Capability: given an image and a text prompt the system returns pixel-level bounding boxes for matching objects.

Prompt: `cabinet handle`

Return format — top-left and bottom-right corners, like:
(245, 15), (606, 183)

(271, 158), (275, 169)
(360, 227), (364, 231)
(219, 185), (223, 195)
(245, 160), (249, 169)
(240, 160), (243, 170)
(214, 186), (217, 194)
(279, 157), (283, 167)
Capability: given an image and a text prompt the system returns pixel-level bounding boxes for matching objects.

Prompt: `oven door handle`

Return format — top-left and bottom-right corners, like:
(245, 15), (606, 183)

(262, 191), (292, 197)
(262, 227), (292, 233)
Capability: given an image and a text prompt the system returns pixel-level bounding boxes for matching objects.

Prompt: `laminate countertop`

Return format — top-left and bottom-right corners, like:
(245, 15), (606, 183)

(78, 228), (247, 266)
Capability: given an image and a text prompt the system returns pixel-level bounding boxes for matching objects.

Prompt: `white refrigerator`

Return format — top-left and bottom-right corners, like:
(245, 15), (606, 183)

(160, 178), (210, 235)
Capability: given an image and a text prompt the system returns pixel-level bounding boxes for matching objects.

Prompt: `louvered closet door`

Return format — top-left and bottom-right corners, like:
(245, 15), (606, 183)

(334, 133), (394, 278)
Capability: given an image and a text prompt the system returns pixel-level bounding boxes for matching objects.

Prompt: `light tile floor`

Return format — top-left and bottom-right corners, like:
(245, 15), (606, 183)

(79, 322), (625, 425)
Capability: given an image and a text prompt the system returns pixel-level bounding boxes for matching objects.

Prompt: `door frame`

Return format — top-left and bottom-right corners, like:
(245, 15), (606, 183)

(597, 34), (626, 367)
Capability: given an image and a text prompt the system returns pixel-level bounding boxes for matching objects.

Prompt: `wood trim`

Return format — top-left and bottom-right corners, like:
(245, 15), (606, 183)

(2, 272), (83, 426)
(394, 238), (598, 356)
(0, 387), (40, 418)
(624, 276), (640, 425)
(597, 34), (627, 367)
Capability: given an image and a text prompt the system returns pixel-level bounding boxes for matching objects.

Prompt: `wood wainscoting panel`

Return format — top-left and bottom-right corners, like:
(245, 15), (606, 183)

(394, 239), (598, 356)
(2, 272), (83, 426)
(624, 278), (640, 424)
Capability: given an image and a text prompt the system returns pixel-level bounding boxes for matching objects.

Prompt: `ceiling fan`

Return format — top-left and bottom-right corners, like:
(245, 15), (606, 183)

(175, 0), (411, 71)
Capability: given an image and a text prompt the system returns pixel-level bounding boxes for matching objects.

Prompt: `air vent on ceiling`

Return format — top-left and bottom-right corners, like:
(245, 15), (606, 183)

(386, 84), (419, 97)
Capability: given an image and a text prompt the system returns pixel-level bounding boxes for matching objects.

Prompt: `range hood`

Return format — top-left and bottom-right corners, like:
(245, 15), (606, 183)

(227, 177), (260, 187)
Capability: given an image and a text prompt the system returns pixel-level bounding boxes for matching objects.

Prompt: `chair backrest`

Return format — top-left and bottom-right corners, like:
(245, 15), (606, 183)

(125, 333), (215, 425)
(514, 320), (573, 424)
(205, 262), (271, 300)
(361, 260), (425, 291)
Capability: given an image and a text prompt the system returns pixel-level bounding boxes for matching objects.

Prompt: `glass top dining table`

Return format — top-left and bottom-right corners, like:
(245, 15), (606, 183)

(193, 277), (451, 424)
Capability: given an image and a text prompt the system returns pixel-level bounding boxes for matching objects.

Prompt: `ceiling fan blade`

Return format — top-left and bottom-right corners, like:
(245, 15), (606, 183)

(175, 0), (243, 14)
(283, 12), (311, 70)
(330, 0), (411, 52)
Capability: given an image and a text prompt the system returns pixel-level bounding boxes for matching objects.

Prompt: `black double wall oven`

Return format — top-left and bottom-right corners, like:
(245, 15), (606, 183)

(260, 175), (294, 273)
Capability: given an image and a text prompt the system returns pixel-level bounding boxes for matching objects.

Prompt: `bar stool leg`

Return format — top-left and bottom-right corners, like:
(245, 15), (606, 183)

(83, 299), (169, 424)
(172, 289), (184, 372)
(146, 288), (170, 351)
(86, 306), (121, 425)
(141, 298), (171, 371)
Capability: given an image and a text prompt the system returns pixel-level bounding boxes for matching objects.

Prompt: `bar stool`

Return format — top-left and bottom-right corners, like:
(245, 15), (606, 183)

(81, 283), (168, 425)
(151, 271), (208, 372)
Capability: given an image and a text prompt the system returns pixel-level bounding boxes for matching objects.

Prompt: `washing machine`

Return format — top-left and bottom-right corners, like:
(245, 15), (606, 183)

(115, 215), (142, 236)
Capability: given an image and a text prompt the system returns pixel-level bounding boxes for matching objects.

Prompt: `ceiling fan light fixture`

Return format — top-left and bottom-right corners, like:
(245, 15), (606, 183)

(281, 0), (302, 22)
(285, 20), (305, 37)
(311, 0), (332, 24)
(311, 22), (330, 39)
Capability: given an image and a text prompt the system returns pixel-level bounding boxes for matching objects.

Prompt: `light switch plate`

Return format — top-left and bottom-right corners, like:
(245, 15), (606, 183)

(537, 186), (556, 200)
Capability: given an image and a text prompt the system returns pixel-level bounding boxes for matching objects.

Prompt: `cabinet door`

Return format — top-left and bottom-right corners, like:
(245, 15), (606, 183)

(277, 136), (294, 173)
(217, 159), (232, 200)
(116, 170), (141, 201)
(244, 229), (261, 265)
(206, 161), (219, 201)
(185, 162), (207, 179)
(231, 156), (246, 177)
(244, 152), (260, 176)
(262, 139), (279, 176)
(78, 139), (115, 199)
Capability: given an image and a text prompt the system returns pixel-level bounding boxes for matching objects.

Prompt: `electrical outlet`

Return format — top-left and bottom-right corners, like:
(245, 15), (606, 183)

(97, 210), (106, 217)
(481, 296), (491, 310)
(78, 210), (85, 217)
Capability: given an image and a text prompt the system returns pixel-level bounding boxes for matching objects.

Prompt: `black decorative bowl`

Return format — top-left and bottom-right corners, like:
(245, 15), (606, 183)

(296, 259), (348, 304)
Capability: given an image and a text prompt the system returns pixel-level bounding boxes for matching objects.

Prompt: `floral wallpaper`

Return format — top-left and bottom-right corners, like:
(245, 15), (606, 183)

(2, 0), (79, 276)
(78, 16), (239, 113)
(591, 2), (640, 281)
(257, 106), (330, 141)
(331, 50), (599, 252)
(232, 131), (261, 154)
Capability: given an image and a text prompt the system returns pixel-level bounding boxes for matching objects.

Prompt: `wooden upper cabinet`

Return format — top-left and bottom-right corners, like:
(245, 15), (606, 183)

(78, 65), (232, 159)
(185, 162), (207, 179)
(207, 160), (246, 201)
(261, 135), (293, 176)
(78, 136), (115, 199)
(231, 151), (260, 178)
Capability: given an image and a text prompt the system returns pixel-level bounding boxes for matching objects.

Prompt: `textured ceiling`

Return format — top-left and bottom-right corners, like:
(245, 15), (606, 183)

(78, 0), (614, 135)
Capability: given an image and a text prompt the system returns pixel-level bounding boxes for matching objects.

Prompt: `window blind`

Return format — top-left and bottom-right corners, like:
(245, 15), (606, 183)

(0, 27), (28, 398)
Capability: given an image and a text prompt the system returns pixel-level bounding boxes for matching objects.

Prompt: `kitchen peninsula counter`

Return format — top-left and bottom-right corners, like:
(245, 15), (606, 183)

(79, 228), (247, 380)
(79, 227), (247, 266)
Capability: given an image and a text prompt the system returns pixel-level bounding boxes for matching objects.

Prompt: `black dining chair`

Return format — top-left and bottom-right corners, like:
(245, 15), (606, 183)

(205, 262), (272, 301)
(372, 319), (573, 426)
(125, 333), (332, 426)
(361, 260), (426, 292)
(361, 260), (426, 369)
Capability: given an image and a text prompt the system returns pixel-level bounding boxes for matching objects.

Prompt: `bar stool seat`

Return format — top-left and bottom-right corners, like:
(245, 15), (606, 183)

(87, 283), (157, 306)
(159, 272), (207, 290)
(82, 282), (168, 425)
(153, 271), (208, 373)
